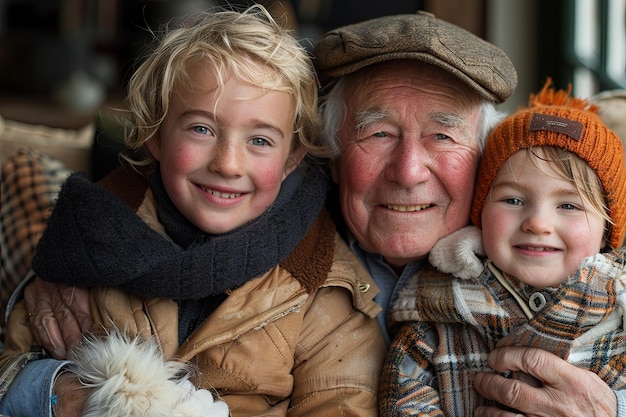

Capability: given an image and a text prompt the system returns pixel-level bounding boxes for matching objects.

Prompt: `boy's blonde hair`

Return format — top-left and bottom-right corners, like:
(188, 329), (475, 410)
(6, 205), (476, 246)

(121, 5), (328, 169)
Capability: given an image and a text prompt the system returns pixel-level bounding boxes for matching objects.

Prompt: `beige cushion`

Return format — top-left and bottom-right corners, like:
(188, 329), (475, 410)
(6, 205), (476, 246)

(0, 115), (94, 176)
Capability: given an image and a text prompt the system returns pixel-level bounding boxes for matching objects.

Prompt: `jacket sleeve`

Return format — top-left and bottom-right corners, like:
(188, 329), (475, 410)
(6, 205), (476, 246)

(0, 358), (68, 417)
(379, 321), (445, 417)
(0, 298), (71, 417)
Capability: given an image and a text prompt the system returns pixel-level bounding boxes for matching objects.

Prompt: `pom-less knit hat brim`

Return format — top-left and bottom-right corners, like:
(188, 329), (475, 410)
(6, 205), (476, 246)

(313, 11), (518, 103)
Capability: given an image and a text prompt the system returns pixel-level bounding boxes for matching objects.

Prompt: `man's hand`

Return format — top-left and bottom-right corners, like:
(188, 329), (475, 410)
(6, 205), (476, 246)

(473, 346), (617, 417)
(24, 277), (92, 359)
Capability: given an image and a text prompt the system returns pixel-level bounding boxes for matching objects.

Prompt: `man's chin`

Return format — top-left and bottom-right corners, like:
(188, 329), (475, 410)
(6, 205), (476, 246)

(380, 244), (432, 269)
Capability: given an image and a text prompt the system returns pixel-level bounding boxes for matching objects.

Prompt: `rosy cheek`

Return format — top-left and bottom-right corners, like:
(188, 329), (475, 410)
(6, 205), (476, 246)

(341, 152), (380, 192)
(488, 214), (513, 247)
(170, 158), (194, 173)
(255, 166), (285, 193)
(164, 144), (198, 173)
(443, 156), (478, 199)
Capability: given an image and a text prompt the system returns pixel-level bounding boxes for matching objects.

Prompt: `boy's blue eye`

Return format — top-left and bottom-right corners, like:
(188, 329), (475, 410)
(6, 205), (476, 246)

(250, 137), (269, 146)
(193, 126), (210, 135)
(560, 203), (578, 210)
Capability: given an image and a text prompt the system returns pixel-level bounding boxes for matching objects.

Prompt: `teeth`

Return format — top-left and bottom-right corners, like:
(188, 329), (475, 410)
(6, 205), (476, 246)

(519, 246), (556, 252)
(201, 187), (242, 199)
(385, 204), (430, 212)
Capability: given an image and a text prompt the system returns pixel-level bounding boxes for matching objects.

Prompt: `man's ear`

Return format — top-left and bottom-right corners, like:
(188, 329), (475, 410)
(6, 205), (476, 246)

(284, 147), (307, 177)
(145, 136), (161, 161)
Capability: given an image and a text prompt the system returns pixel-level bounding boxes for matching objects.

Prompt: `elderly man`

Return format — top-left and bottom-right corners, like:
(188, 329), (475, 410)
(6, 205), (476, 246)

(11, 9), (624, 417)
(313, 11), (514, 345)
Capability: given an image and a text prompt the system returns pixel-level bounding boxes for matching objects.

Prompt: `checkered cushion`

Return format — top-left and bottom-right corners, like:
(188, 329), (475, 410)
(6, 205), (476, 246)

(0, 148), (72, 332)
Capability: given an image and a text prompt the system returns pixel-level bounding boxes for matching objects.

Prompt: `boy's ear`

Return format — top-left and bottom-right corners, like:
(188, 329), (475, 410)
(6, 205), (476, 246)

(145, 136), (162, 161)
(284, 147), (307, 177)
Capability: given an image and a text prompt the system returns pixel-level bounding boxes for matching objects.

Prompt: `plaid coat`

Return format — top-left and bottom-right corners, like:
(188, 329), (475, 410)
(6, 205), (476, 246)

(380, 248), (626, 417)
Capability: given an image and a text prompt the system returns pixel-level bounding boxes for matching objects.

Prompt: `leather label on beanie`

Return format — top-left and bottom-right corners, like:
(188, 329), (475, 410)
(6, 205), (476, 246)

(528, 113), (583, 140)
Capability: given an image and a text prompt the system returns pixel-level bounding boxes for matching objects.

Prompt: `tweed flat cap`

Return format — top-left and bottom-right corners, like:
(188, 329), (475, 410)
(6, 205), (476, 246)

(313, 11), (518, 103)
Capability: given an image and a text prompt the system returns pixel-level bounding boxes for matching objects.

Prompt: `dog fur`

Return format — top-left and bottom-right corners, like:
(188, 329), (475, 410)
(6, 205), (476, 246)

(68, 328), (229, 417)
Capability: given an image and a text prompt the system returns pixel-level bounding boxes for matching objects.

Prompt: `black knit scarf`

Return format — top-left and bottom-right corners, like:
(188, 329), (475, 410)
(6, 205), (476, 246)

(32, 164), (329, 300)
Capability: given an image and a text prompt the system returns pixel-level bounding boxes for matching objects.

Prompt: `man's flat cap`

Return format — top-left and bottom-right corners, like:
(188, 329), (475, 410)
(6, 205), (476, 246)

(313, 11), (518, 103)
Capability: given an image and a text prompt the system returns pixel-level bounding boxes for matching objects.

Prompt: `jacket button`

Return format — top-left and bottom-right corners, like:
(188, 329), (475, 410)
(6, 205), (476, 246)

(358, 283), (371, 292)
(529, 292), (550, 312)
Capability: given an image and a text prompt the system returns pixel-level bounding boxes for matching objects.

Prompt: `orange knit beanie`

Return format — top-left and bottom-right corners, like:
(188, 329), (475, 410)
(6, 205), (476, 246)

(471, 79), (626, 248)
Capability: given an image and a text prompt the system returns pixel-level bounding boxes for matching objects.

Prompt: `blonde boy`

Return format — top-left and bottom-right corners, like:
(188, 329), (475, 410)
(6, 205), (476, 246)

(0, 6), (384, 417)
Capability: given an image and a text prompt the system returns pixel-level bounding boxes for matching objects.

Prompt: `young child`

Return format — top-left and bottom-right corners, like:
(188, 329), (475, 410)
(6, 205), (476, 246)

(379, 81), (626, 417)
(0, 5), (385, 417)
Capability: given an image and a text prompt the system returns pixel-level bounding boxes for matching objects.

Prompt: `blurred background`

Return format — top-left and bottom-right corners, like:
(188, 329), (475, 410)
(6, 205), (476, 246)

(0, 0), (624, 178)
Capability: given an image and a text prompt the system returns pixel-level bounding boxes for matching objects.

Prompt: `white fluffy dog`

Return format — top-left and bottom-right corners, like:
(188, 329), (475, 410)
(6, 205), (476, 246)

(68, 329), (229, 417)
